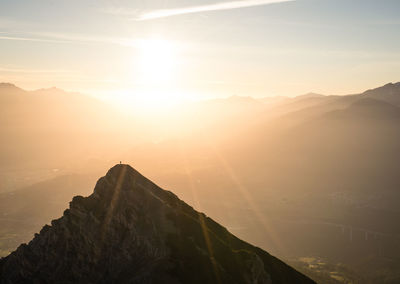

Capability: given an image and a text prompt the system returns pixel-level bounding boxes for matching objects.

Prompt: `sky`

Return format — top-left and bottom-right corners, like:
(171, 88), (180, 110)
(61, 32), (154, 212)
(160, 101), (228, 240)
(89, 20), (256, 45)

(0, 0), (399, 104)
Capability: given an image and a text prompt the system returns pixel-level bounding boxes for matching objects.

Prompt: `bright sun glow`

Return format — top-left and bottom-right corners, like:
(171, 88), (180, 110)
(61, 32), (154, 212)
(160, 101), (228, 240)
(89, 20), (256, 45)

(125, 38), (186, 111)
(137, 38), (177, 85)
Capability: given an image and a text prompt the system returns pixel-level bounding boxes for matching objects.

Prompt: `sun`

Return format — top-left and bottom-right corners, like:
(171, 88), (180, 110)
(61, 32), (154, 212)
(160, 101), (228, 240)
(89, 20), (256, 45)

(137, 38), (177, 85)
(125, 37), (186, 111)
(106, 38), (197, 113)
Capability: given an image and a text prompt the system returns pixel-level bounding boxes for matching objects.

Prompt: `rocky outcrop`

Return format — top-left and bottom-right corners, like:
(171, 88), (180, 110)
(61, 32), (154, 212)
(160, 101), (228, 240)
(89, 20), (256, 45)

(0, 164), (315, 284)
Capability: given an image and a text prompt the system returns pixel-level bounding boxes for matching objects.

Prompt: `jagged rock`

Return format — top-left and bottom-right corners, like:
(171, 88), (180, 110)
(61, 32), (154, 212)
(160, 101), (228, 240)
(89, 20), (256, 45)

(0, 164), (315, 284)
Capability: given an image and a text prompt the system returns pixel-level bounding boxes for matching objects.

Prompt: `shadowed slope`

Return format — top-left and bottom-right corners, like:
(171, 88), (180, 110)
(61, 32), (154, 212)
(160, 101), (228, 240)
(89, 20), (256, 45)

(0, 164), (314, 284)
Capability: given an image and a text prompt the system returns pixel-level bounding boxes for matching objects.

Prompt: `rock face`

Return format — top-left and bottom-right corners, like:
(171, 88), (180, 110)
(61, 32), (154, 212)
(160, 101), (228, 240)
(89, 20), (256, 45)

(0, 164), (314, 284)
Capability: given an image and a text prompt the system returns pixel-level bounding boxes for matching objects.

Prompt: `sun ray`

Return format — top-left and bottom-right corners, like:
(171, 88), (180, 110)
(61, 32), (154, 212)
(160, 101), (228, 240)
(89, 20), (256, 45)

(202, 137), (288, 255)
(178, 138), (221, 283)
(101, 165), (127, 242)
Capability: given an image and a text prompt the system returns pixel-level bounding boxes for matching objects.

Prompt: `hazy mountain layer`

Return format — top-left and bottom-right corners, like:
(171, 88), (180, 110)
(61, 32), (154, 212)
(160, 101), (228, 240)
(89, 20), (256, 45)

(2, 81), (400, 282)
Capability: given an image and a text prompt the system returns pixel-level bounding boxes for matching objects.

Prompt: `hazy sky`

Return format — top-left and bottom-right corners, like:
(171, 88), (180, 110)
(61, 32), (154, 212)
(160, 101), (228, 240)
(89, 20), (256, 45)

(0, 0), (399, 102)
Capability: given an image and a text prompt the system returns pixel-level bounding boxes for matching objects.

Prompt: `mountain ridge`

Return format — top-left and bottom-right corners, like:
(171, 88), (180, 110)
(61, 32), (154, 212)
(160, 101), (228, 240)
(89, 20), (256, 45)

(0, 164), (314, 284)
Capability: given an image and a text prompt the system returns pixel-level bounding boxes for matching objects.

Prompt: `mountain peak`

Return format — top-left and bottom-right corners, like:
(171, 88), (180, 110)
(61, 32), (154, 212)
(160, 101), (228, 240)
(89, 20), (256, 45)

(0, 165), (314, 283)
(0, 82), (16, 88)
(94, 164), (175, 203)
(359, 82), (400, 106)
(362, 82), (400, 96)
(383, 82), (400, 87)
(0, 82), (23, 92)
(104, 163), (144, 184)
(106, 163), (139, 177)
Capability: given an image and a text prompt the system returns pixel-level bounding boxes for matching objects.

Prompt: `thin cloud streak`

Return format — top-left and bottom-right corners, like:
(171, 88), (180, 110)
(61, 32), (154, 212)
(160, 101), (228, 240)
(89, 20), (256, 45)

(0, 32), (141, 47)
(0, 35), (69, 44)
(138, 0), (295, 20)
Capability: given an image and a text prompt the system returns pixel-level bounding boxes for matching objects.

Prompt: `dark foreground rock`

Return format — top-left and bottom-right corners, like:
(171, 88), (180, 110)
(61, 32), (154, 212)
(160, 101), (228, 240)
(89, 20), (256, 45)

(0, 164), (315, 284)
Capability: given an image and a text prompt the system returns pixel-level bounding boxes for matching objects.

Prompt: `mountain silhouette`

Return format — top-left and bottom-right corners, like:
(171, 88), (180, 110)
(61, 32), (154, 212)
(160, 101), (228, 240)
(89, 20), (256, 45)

(0, 164), (314, 284)
(0, 83), (22, 92)
(362, 82), (400, 106)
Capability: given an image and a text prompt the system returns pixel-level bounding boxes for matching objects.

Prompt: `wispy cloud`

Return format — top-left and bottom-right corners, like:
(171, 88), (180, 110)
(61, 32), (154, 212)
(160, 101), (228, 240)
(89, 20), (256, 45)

(0, 35), (69, 44)
(0, 31), (141, 47)
(137, 0), (295, 20)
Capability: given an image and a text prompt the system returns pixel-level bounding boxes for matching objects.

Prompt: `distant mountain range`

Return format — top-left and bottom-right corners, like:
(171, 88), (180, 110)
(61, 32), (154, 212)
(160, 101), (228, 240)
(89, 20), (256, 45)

(1, 81), (400, 282)
(0, 164), (314, 284)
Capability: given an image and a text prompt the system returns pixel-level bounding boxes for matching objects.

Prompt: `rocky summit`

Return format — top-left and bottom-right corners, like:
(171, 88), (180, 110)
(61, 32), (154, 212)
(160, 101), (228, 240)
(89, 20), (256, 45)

(0, 164), (314, 284)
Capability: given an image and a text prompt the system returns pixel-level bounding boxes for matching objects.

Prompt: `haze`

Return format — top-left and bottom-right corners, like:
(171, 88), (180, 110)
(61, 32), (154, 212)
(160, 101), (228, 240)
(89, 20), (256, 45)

(1, 1), (400, 283)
